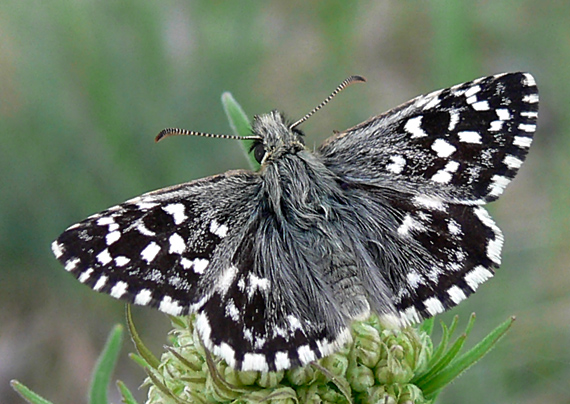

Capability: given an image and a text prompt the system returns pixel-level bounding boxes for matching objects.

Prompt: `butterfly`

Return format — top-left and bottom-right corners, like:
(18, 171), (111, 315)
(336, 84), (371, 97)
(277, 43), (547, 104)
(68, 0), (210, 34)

(52, 72), (538, 372)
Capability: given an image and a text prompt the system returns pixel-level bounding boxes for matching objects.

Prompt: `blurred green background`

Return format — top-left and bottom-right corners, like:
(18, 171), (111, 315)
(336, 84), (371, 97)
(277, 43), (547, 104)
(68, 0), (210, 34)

(1, 1), (568, 403)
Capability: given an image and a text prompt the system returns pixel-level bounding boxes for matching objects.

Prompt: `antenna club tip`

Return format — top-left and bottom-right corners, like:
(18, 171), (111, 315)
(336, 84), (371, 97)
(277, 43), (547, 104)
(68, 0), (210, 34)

(351, 75), (366, 83)
(155, 128), (176, 142)
(155, 131), (166, 143)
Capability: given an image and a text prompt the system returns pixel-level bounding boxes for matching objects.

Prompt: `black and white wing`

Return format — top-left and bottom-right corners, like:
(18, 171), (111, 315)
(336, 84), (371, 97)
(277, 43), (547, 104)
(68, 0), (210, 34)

(52, 170), (349, 371)
(319, 72), (538, 324)
(320, 72), (538, 203)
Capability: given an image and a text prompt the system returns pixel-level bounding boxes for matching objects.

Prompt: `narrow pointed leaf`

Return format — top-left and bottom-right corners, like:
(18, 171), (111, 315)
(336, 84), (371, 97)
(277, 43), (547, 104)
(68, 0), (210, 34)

(420, 317), (435, 335)
(125, 305), (160, 369)
(89, 324), (124, 404)
(10, 380), (55, 404)
(116, 381), (141, 404)
(423, 316), (515, 398)
(221, 92), (258, 170)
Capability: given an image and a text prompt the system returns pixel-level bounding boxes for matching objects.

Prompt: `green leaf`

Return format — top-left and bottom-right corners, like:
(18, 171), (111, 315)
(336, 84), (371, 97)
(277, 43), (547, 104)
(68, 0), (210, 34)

(422, 316), (515, 399)
(10, 380), (55, 404)
(221, 92), (259, 171)
(420, 317), (435, 336)
(125, 305), (160, 369)
(88, 324), (124, 404)
(116, 381), (141, 404)
(415, 315), (471, 387)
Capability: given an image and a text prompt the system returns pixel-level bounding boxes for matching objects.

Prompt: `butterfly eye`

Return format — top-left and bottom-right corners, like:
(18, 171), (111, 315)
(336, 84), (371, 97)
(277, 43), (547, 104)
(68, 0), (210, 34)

(253, 142), (266, 163)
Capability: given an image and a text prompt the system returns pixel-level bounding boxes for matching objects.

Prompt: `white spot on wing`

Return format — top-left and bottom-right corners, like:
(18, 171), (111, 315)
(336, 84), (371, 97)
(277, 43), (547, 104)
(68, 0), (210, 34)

(406, 271), (423, 288)
(242, 353), (269, 372)
(465, 265), (494, 291)
(448, 110), (460, 131)
(386, 155), (406, 174)
(65, 257), (80, 272)
(114, 256), (130, 266)
(472, 100), (490, 111)
(136, 223), (156, 237)
(168, 233), (186, 254)
(218, 343), (236, 369)
(93, 275), (108, 291)
(78, 268), (93, 283)
(135, 201), (159, 210)
(246, 273), (271, 298)
(225, 299), (240, 321)
(159, 295), (183, 315)
(275, 352), (291, 371)
(162, 203), (187, 225)
(141, 242), (161, 263)
(106, 231), (121, 245)
(513, 136), (533, 148)
(193, 258), (209, 274)
(287, 315), (302, 332)
(413, 195), (447, 211)
(458, 131), (482, 144)
(398, 214), (425, 237)
(297, 345), (317, 364)
(52, 241), (64, 258)
(431, 169), (453, 184)
(489, 120), (503, 132)
(210, 220), (229, 238)
(134, 289), (153, 305)
(401, 306), (422, 325)
(404, 116), (427, 138)
(431, 139), (456, 158)
(447, 219), (462, 235)
(464, 85), (481, 98)
(97, 217), (115, 226)
(504, 155), (523, 169)
(487, 175), (511, 198)
(523, 93), (539, 104)
(473, 207), (503, 264)
(447, 285), (467, 304)
(423, 95), (441, 110)
(216, 265), (238, 295)
(97, 249), (113, 265)
(424, 297), (445, 316)
(196, 312), (211, 342)
(110, 281), (128, 298)
(521, 111), (538, 119)
(518, 123), (536, 133)
(487, 236), (504, 265)
(496, 108), (511, 120)
(522, 73), (536, 87)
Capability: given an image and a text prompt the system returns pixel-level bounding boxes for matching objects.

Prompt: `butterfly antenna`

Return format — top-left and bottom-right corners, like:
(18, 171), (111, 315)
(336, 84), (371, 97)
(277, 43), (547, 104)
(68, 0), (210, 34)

(155, 128), (262, 143)
(289, 75), (366, 130)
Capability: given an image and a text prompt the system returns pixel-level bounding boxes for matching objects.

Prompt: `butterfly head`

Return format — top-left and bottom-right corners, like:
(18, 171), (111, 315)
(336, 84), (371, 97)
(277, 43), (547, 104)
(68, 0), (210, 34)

(250, 110), (306, 165)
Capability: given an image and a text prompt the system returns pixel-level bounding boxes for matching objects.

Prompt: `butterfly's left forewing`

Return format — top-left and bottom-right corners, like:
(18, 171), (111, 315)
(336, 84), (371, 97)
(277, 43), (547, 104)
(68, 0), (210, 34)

(52, 171), (262, 314)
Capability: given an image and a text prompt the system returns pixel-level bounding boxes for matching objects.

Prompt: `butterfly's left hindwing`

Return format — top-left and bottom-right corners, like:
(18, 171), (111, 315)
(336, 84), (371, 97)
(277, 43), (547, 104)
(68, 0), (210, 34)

(52, 169), (352, 371)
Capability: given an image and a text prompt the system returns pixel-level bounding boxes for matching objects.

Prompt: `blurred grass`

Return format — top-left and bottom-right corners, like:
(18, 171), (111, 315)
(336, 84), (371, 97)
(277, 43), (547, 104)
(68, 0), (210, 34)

(1, 1), (569, 403)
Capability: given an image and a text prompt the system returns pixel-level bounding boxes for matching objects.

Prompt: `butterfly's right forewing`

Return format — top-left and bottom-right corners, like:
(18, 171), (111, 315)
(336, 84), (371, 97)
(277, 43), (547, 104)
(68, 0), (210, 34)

(319, 72), (538, 204)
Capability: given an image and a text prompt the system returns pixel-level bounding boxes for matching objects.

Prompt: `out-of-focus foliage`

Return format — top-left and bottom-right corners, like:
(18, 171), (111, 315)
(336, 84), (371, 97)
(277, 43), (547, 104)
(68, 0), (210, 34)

(1, 1), (568, 403)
